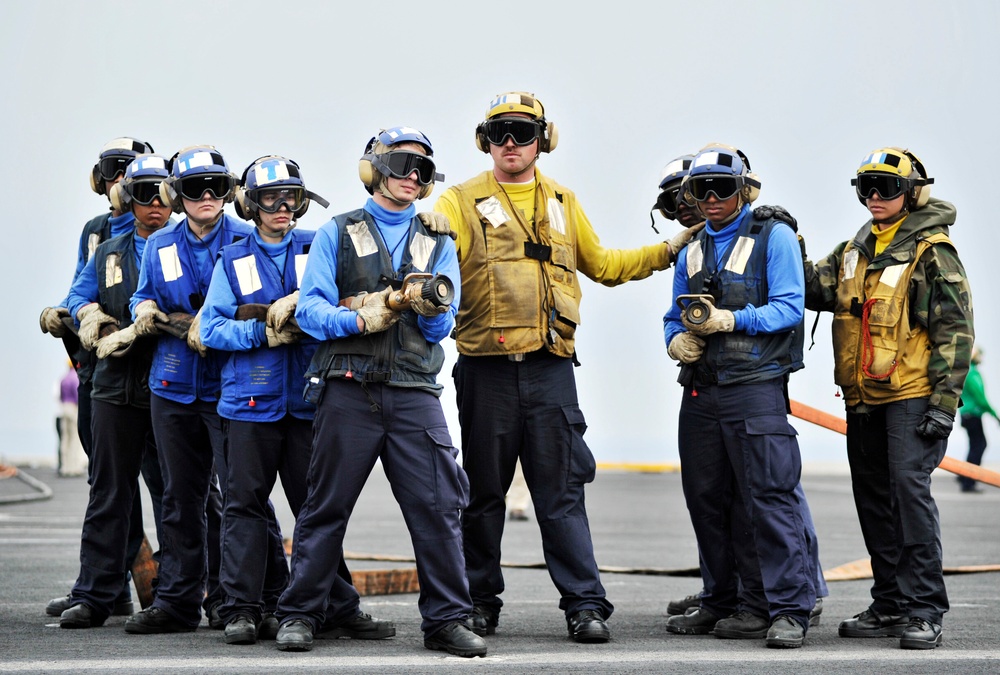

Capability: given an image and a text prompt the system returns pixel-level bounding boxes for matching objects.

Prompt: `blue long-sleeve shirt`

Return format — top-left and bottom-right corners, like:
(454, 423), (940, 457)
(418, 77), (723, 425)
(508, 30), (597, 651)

(663, 205), (804, 348)
(295, 198), (460, 344)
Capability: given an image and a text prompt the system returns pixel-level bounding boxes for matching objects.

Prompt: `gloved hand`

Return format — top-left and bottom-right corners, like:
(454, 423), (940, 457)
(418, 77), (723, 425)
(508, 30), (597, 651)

(40, 306), (70, 337)
(266, 323), (305, 347)
(797, 234), (807, 261)
(353, 288), (401, 335)
(96, 324), (137, 359)
(267, 291), (299, 331)
(916, 406), (955, 440)
(753, 204), (798, 232)
(417, 212), (457, 240)
(133, 300), (169, 336)
(409, 292), (449, 317)
(667, 332), (706, 363)
(77, 303), (119, 351)
(681, 297), (735, 336)
(186, 309), (207, 357)
(666, 222), (705, 260)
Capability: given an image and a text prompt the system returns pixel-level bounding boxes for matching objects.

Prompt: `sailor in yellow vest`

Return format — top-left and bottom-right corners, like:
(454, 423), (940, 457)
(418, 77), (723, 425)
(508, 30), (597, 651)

(433, 91), (702, 643)
(803, 147), (974, 650)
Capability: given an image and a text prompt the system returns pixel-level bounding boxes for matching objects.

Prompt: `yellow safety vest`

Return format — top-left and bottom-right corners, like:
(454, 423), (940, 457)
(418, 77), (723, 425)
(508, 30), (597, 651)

(832, 232), (951, 406)
(447, 170), (582, 358)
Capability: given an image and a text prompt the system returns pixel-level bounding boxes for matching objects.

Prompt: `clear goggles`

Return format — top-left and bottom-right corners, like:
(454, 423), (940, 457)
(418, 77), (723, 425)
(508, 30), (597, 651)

(255, 187), (306, 213)
(482, 118), (543, 146)
(178, 174), (234, 201)
(374, 151), (441, 185)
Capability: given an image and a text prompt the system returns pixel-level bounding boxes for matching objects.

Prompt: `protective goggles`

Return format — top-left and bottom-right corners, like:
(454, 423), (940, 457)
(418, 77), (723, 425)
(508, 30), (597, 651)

(687, 175), (743, 202)
(177, 174), (234, 201)
(255, 187), (306, 213)
(374, 151), (441, 185)
(127, 180), (164, 205)
(482, 118), (543, 146)
(655, 186), (683, 216)
(852, 173), (908, 201)
(97, 156), (133, 181)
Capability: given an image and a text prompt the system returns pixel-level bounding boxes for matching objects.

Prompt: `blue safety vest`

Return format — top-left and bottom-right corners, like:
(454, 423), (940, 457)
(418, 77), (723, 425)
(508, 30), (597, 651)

(216, 230), (318, 421)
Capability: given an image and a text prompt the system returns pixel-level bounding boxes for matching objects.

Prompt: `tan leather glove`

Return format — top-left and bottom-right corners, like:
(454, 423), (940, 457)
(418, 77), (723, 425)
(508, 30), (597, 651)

(667, 332), (706, 364)
(666, 222), (705, 261)
(681, 297), (735, 336)
(266, 323), (305, 347)
(133, 300), (169, 336)
(409, 292), (449, 317)
(267, 291), (299, 331)
(417, 212), (457, 240)
(40, 306), (70, 337)
(96, 324), (137, 359)
(77, 303), (119, 351)
(186, 309), (207, 357)
(354, 288), (401, 335)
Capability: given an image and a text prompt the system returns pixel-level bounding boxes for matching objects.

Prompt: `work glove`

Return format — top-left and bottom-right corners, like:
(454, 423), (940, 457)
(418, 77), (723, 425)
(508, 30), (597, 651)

(133, 300), (169, 336)
(753, 204), (798, 232)
(267, 291), (299, 331)
(352, 288), (401, 335)
(40, 306), (70, 337)
(681, 297), (735, 336)
(409, 292), (449, 317)
(797, 234), (807, 261)
(96, 324), (137, 359)
(186, 309), (207, 358)
(417, 212), (457, 240)
(666, 222), (705, 260)
(77, 303), (119, 351)
(667, 332), (706, 364)
(916, 406), (955, 440)
(266, 323), (305, 347)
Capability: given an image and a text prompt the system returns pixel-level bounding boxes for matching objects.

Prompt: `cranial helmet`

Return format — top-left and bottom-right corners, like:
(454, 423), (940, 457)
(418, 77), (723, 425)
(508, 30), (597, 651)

(90, 137), (154, 195)
(682, 143), (761, 206)
(234, 156), (330, 222)
(358, 127), (444, 202)
(108, 154), (170, 213)
(158, 145), (238, 214)
(475, 91), (558, 154)
(653, 154), (696, 221)
(851, 147), (933, 210)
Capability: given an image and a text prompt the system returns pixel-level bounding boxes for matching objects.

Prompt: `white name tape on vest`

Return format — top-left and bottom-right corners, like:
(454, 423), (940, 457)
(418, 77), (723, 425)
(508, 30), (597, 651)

(232, 255), (263, 296)
(294, 253), (308, 289)
(347, 222), (379, 257)
(409, 232), (434, 272)
(158, 244), (184, 282)
(476, 196), (511, 229)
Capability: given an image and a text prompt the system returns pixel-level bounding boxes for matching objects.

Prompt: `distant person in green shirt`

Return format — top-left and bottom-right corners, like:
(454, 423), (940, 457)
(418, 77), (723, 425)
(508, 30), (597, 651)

(960, 347), (998, 493)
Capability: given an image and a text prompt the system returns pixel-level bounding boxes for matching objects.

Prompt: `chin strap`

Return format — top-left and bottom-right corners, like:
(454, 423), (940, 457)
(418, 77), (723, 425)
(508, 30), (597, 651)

(377, 179), (414, 207)
(257, 220), (297, 241)
(872, 208), (909, 227)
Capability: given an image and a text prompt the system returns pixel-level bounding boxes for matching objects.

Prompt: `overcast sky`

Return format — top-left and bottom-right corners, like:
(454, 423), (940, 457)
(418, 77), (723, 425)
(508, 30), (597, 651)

(3, 1), (998, 467)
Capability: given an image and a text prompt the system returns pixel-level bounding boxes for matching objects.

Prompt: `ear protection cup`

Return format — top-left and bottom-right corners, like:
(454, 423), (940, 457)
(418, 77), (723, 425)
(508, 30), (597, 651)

(742, 172), (762, 204)
(90, 165), (105, 195)
(475, 124), (489, 154)
(109, 182), (128, 213)
(358, 136), (379, 192)
(233, 186), (251, 221)
(541, 121), (558, 153)
(900, 148), (933, 209)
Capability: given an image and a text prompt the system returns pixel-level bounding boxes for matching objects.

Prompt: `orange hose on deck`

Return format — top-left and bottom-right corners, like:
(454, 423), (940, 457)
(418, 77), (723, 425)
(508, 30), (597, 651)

(789, 399), (1000, 488)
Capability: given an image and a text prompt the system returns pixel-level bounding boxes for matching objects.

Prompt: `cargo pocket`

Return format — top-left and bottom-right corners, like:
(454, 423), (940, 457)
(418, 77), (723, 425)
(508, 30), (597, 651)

(427, 426), (469, 511)
(744, 414), (801, 493)
(562, 405), (596, 485)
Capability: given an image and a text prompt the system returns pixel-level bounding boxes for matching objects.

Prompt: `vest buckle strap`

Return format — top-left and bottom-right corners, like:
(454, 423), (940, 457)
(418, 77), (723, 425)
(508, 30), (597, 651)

(361, 371), (391, 383)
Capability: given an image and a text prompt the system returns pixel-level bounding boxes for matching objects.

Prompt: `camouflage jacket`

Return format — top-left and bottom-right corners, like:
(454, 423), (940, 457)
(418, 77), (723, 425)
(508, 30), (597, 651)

(804, 198), (974, 414)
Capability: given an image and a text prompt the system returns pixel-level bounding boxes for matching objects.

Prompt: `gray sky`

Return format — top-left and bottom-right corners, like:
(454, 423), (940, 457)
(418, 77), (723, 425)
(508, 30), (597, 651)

(3, 1), (998, 467)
